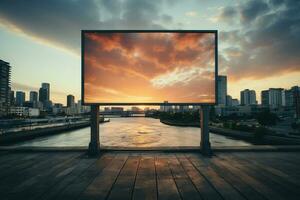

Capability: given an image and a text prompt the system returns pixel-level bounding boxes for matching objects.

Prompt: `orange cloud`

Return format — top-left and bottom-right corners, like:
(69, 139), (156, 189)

(84, 32), (216, 104)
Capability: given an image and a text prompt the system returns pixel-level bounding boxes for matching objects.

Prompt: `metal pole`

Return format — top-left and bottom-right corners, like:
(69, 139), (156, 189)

(200, 105), (212, 156)
(88, 105), (100, 156)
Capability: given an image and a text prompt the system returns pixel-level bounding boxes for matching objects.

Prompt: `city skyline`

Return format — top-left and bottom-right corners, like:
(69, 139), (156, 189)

(0, 0), (299, 104)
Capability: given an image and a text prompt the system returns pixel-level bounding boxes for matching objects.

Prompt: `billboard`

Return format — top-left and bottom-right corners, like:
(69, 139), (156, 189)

(82, 30), (217, 105)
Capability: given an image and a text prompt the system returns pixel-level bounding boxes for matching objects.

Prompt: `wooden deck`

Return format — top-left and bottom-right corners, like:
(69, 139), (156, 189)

(0, 151), (299, 200)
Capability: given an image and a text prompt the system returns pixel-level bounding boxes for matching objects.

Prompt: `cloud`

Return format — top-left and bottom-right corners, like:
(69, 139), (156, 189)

(83, 32), (216, 103)
(150, 66), (213, 89)
(239, 0), (269, 23)
(0, 0), (175, 54)
(185, 11), (198, 17)
(218, 0), (300, 81)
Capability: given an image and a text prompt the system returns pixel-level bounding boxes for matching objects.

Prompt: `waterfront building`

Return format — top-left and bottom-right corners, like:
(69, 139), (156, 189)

(179, 105), (189, 112)
(261, 90), (269, 107)
(53, 103), (63, 115)
(226, 95), (232, 106)
(29, 91), (38, 108)
(39, 87), (48, 103)
(261, 88), (285, 108)
(16, 91), (25, 106)
(41, 83), (50, 101)
(30, 91), (38, 102)
(217, 75), (227, 105)
(9, 89), (15, 106)
(67, 95), (75, 108)
(232, 98), (239, 106)
(160, 101), (172, 112)
(9, 106), (39, 117)
(240, 89), (256, 105)
(0, 60), (11, 117)
(131, 107), (141, 112)
(285, 86), (300, 118)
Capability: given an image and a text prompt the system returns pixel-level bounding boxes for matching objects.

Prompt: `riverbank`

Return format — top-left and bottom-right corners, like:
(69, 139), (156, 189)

(160, 119), (300, 145)
(0, 119), (110, 145)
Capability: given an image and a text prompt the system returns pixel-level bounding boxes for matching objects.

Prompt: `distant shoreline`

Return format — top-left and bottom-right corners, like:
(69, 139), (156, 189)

(160, 119), (300, 145)
(0, 119), (110, 145)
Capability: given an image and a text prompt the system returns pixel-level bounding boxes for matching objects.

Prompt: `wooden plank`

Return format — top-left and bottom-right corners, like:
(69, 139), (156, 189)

(229, 153), (300, 198)
(8, 152), (81, 199)
(237, 152), (300, 180)
(132, 155), (157, 200)
(40, 153), (104, 200)
(167, 155), (202, 200)
(187, 153), (246, 200)
(207, 155), (265, 200)
(107, 156), (140, 200)
(77, 154), (128, 200)
(0, 152), (69, 195)
(0, 153), (43, 179)
(177, 154), (222, 200)
(216, 153), (287, 200)
(155, 154), (181, 200)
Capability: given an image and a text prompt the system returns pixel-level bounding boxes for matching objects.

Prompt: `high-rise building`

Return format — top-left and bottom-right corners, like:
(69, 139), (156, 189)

(0, 60), (11, 117)
(261, 90), (269, 107)
(294, 87), (300, 118)
(39, 87), (48, 103)
(41, 83), (50, 100)
(9, 89), (15, 106)
(30, 91), (38, 102)
(232, 99), (239, 106)
(269, 88), (285, 108)
(29, 91), (38, 108)
(226, 95), (232, 106)
(16, 91), (25, 106)
(240, 89), (256, 105)
(285, 86), (300, 118)
(261, 88), (285, 108)
(67, 95), (75, 108)
(217, 75), (227, 105)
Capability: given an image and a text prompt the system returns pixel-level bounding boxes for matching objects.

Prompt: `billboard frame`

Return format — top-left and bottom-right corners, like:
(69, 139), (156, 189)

(81, 30), (218, 106)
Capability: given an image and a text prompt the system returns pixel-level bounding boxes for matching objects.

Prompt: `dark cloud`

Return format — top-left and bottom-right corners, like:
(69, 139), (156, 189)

(0, 0), (100, 53)
(0, 0), (174, 54)
(240, 0), (269, 23)
(218, 6), (238, 24)
(219, 0), (300, 80)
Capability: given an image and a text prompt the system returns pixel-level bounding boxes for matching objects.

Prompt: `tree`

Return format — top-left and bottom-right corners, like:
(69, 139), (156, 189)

(256, 110), (278, 126)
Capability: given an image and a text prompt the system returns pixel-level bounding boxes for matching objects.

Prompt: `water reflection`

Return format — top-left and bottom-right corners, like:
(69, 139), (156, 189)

(14, 118), (252, 147)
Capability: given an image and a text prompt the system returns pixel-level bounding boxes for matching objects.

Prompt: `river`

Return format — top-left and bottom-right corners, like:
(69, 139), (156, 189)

(14, 117), (252, 147)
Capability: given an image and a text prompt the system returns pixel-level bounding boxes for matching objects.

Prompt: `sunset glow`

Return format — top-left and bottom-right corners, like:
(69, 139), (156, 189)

(83, 32), (216, 104)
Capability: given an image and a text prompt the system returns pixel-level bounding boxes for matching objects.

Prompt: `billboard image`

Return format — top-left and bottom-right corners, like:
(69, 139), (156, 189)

(82, 30), (217, 105)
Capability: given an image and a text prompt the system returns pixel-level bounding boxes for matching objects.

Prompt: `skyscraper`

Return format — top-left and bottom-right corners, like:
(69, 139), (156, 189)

(261, 88), (285, 108)
(9, 89), (15, 106)
(217, 75), (227, 105)
(39, 87), (48, 103)
(41, 83), (50, 101)
(30, 91), (38, 102)
(30, 91), (38, 108)
(16, 91), (25, 106)
(261, 90), (269, 107)
(67, 95), (75, 108)
(226, 95), (232, 106)
(0, 60), (11, 116)
(240, 89), (256, 105)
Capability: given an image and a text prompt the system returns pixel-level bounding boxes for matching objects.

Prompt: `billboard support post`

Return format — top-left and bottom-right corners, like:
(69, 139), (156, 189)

(88, 105), (100, 156)
(200, 105), (212, 156)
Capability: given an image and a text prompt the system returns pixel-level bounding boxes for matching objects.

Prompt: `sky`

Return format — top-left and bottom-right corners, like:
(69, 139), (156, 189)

(84, 32), (215, 103)
(0, 0), (299, 105)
